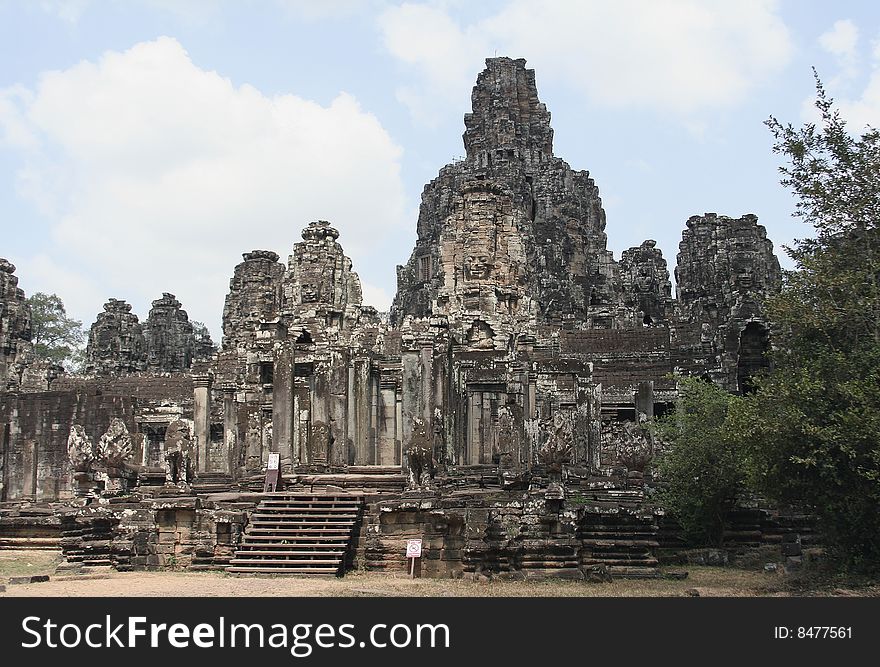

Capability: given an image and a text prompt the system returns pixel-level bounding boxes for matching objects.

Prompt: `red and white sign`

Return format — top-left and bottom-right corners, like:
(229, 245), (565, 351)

(406, 539), (422, 558)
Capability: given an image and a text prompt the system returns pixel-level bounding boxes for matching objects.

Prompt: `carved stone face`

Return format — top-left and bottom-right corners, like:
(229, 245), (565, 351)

(300, 284), (320, 303)
(731, 258), (755, 288)
(465, 254), (493, 280)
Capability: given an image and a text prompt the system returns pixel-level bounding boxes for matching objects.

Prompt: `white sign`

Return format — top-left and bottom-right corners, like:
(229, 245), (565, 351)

(406, 539), (422, 558)
(267, 453), (280, 471)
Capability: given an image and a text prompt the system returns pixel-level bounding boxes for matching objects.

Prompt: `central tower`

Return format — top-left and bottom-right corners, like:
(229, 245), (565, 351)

(391, 57), (621, 348)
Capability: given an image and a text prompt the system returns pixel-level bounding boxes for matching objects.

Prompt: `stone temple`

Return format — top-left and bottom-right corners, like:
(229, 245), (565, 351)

(0, 58), (804, 579)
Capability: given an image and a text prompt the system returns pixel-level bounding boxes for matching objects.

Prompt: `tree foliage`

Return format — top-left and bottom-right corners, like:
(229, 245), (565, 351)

(653, 378), (745, 547)
(25, 292), (85, 369)
(729, 75), (880, 570)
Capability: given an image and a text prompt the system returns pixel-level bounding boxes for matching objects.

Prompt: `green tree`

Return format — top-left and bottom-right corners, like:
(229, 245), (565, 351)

(652, 378), (745, 547)
(190, 320), (217, 359)
(731, 76), (880, 570)
(26, 292), (85, 369)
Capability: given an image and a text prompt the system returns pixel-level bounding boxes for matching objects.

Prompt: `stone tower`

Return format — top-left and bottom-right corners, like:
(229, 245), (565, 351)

(391, 57), (619, 342)
(142, 293), (195, 372)
(221, 250), (285, 350)
(281, 220), (366, 335)
(84, 298), (147, 376)
(0, 259), (33, 389)
(674, 213), (782, 391)
(619, 240), (674, 326)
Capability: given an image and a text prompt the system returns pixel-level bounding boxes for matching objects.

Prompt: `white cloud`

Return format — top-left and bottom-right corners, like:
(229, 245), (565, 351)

(800, 21), (880, 130)
(35, 0), (222, 25)
(361, 282), (392, 312)
(10, 253), (105, 329)
(379, 0), (793, 122)
(836, 70), (880, 129)
(275, 0), (379, 21)
(37, 0), (91, 24)
(1, 37), (407, 338)
(819, 19), (859, 82)
(379, 2), (490, 125)
(819, 19), (859, 61)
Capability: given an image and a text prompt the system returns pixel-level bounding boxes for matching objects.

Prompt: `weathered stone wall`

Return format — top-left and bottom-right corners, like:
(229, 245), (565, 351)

(357, 490), (659, 579)
(59, 497), (247, 570)
(0, 390), (139, 501)
(0, 372), (199, 501)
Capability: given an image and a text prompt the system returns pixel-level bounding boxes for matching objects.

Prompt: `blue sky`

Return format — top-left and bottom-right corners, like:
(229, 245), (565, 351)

(2, 0), (879, 340)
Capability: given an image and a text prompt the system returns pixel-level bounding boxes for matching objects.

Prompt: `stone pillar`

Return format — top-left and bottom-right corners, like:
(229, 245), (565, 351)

(377, 379), (397, 466)
(310, 365), (330, 466)
(635, 381), (654, 419)
(222, 383), (238, 477)
(193, 374), (212, 473)
(468, 391), (480, 465)
(394, 389), (403, 466)
(272, 340), (295, 466)
(329, 349), (348, 467)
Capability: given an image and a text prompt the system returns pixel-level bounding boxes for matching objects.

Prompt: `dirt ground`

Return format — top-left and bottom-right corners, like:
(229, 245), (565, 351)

(0, 549), (875, 597)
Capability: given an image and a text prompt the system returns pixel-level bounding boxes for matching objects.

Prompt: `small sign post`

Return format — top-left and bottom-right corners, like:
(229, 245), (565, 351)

(406, 539), (422, 578)
(263, 452), (281, 492)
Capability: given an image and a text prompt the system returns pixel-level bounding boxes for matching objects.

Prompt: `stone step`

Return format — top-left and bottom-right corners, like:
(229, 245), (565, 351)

(253, 505), (361, 513)
(582, 558), (660, 567)
(343, 466), (402, 475)
(249, 518), (356, 526)
(235, 549), (344, 557)
(0, 537), (61, 549)
(239, 535), (350, 543)
(261, 491), (360, 505)
(251, 509), (357, 521)
(246, 528), (352, 535)
(230, 557), (342, 566)
(226, 566), (338, 575)
(256, 502), (361, 509)
(228, 493), (362, 578)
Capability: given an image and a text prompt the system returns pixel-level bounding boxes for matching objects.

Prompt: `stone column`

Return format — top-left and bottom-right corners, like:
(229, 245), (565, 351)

(221, 383), (238, 477)
(467, 391), (480, 465)
(329, 348), (348, 467)
(377, 378), (397, 466)
(272, 340), (295, 466)
(635, 381), (654, 419)
(193, 374), (213, 473)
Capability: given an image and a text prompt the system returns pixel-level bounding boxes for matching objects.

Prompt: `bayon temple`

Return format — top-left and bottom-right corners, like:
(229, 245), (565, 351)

(0, 58), (809, 578)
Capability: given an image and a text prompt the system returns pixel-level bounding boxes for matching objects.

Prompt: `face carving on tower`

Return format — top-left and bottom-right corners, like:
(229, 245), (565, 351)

(465, 254), (494, 281)
(300, 283), (320, 303)
(731, 256), (755, 289)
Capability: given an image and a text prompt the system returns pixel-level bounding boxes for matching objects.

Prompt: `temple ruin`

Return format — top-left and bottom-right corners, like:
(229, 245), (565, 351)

(0, 58), (809, 579)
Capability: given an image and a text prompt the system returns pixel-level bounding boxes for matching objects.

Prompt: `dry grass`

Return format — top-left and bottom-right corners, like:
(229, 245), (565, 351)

(0, 549), (62, 579)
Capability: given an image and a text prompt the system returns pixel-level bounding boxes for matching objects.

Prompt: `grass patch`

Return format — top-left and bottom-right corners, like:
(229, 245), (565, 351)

(0, 550), (62, 579)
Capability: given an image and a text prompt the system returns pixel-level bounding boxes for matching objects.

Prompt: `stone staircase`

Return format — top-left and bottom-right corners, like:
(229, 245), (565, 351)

(227, 493), (363, 576)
